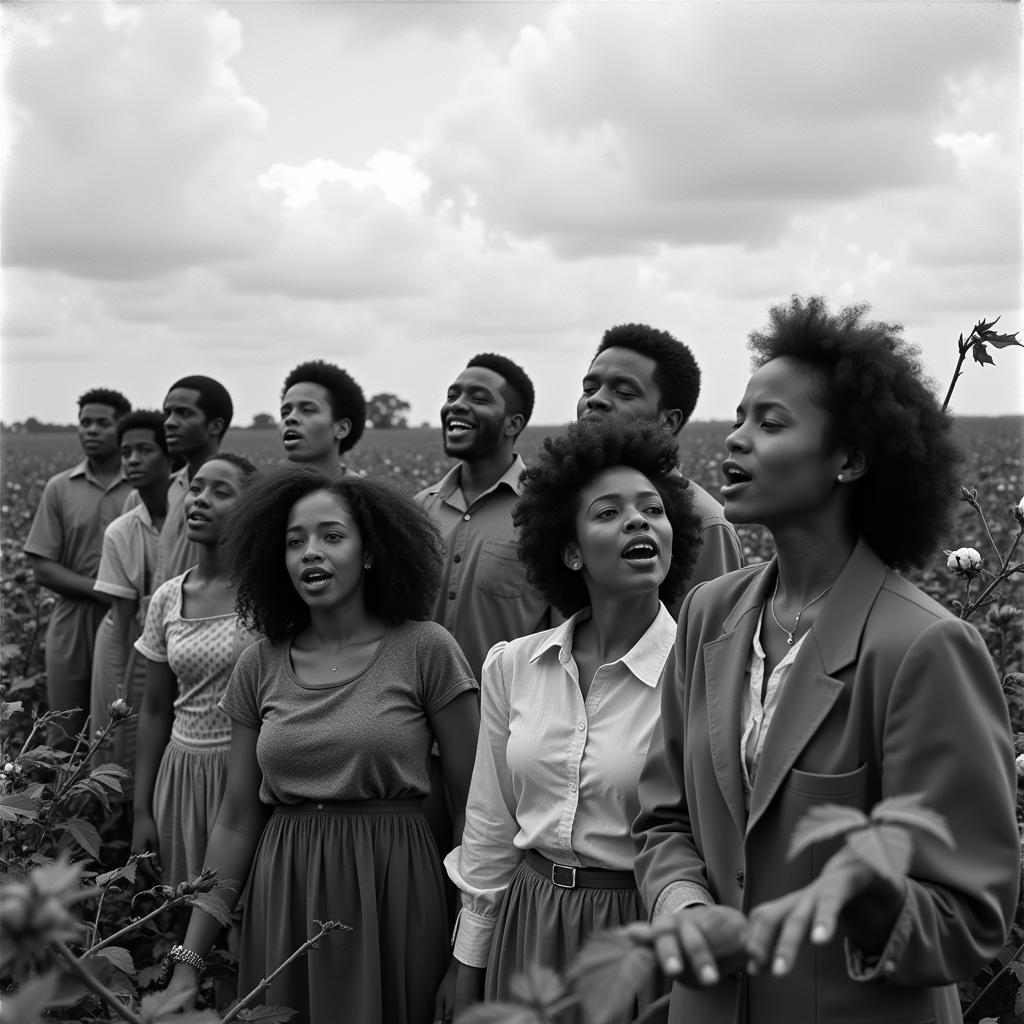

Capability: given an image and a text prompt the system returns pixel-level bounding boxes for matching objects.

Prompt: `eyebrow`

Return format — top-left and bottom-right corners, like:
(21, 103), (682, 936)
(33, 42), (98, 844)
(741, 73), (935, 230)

(582, 371), (645, 388)
(585, 489), (661, 510)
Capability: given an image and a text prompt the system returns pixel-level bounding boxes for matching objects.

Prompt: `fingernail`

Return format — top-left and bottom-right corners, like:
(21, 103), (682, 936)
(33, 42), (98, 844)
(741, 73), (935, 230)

(747, 959), (759, 975)
(665, 955), (681, 975)
(811, 923), (828, 943)
(772, 956), (787, 976)
(699, 965), (719, 985)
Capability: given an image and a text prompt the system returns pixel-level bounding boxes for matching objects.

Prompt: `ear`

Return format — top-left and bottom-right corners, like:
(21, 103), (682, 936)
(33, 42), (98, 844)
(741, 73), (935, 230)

(658, 407), (684, 437)
(561, 542), (581, 569)
(837, 449), (869, 483)
(503, 412), (525, 438)
(207, 417), (226, 441)
(334, 419), (352, 442)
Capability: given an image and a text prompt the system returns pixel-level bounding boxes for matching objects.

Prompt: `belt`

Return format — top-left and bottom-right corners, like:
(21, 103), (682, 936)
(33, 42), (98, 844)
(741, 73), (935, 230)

(525, 849), (636, 890)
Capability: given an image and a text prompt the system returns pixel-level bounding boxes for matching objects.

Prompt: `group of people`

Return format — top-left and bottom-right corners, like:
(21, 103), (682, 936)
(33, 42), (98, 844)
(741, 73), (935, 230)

(22, 297), (1019, 1024)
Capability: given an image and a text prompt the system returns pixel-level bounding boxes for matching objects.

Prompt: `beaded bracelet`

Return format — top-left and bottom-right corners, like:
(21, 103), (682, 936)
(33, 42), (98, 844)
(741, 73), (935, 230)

(161, 944), (206, 985)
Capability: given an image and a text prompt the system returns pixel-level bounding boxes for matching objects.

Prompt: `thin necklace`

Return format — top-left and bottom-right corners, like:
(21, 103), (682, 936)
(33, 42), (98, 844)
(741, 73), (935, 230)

(770, 576), (834, 646)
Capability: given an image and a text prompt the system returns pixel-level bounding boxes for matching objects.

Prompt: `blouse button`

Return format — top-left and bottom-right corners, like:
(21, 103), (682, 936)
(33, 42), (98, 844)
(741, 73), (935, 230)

(577, 723), (586, 732)
(315, 802), (324, 811)
(463, 513), (471, 521)
(569, 783), (577, 792)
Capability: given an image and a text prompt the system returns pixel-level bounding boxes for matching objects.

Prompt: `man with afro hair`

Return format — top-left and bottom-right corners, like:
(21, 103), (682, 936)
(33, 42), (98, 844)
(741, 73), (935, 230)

(578, 323), (743, 608)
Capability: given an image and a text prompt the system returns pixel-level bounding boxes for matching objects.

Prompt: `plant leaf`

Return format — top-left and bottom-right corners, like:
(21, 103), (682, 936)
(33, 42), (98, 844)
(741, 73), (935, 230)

(787, 803), (869, 860)
(869, 794), (955, 850)
(235, 1007), (298, 1022)
(1, 699), (25, 721)
(7, 673), (43, 694)
(461, 1004), (543, 1024)
(0, 968), (60, 1024)
(96, 860), (139, 889)
(0, 793), (40, 821)
(88, 945), (135, 977)
(971, 342), (995, 367)
(63, 817), (102, 861)
(568, 928), (657, 1024)
(185, 890), (232, 927)
(845, 824), (914, 887)
(140, 985), (201, 1023)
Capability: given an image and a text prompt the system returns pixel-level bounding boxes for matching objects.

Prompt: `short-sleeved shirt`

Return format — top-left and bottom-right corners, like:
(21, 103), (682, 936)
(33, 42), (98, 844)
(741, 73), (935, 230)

(94, 503), (161, 626)
(414, 455), (551, 681)
(23, 460), (133, 584)
(135, 570), (260, 749)
(219, 619), (477, 805)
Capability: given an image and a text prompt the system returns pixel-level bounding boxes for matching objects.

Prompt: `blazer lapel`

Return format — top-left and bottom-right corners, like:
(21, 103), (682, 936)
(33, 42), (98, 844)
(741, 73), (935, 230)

(703, 564), (775, 838)
(746, 539), (888, 836)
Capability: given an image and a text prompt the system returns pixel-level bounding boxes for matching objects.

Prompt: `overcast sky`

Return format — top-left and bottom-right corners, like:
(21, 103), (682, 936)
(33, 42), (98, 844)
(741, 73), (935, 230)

(3, 0), (1021, 429)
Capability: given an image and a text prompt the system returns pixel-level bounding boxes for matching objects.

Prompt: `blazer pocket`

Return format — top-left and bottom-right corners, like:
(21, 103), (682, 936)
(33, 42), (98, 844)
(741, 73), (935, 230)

(786, 762), (868, 800)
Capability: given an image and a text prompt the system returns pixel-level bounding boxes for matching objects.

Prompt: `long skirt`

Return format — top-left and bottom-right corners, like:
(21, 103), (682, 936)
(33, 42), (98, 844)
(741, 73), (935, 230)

(485, 858), (664, 1024)
(237, 799), (450, 1024)
(152, 737), (229, 887)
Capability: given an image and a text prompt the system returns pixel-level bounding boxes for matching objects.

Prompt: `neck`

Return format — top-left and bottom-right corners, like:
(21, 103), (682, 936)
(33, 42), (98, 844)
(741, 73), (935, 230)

(194, 543), (225, 581)
(305, 602), (380, 647)
(459, 448), (515, 505)
(186, 444), (218, 479)
(137, 480), (169, 522)
(296, 454), (343, 478)
(578, 588), (661, 662)
(770, 523), (857, 602)
(87, 452), (121, 478)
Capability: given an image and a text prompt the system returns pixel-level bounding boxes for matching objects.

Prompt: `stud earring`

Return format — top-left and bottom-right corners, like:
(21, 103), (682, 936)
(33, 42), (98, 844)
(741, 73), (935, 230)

(363, 562), (372, 570)
(837, 474), (845, 483)
(570, 559), (582, 571)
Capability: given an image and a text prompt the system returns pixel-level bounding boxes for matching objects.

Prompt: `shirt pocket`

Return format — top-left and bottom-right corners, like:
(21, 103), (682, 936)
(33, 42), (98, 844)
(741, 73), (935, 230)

(475, 540), (528, 599)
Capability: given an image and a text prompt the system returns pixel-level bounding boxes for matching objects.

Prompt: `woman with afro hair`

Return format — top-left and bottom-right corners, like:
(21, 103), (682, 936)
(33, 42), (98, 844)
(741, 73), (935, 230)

(634, 296), (1018, 1024)
(438, 416), (702, 1021)
(162, 467), (480, 1024)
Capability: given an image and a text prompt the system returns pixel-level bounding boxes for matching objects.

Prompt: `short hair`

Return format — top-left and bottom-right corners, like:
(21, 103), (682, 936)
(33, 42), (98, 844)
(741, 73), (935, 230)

(168, 375), (234, 435)
(78, 388), (131, 419)
(466, 353), (535, 428)
(594, 324), (701, 428)
(281, 360), (367, 455)
(201, 451), (259, 483)
(514, 417), (702, 616)
(747, 295), (961, 570)
(115, 409), (169, 456)
(225, 466), (443, 640)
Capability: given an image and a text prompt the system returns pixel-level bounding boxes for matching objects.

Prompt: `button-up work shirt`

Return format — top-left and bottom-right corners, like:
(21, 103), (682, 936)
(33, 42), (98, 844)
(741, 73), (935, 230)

(414, 454), (551, 681)
(446, 604), (676, 966)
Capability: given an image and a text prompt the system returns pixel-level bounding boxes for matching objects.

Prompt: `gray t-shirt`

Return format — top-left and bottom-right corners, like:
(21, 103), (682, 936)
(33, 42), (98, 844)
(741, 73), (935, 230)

(219, 619), (477, 805)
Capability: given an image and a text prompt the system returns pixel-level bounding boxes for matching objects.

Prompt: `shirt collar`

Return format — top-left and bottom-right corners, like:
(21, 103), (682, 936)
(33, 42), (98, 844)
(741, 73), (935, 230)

(434, 452), (529, 505)
(69, 459), (129, 491)
(528, 603), (675, 689)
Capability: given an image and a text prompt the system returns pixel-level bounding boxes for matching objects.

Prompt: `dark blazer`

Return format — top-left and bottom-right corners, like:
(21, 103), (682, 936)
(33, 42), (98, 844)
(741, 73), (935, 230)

(633, 539), (1019, 1024)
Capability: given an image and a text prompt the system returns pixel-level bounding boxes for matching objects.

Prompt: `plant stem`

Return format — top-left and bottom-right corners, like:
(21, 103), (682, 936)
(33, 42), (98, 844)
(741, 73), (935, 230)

(88, 896), (185, 955)
(969, 499), (1003, 564)
(219, 921), (344, 1024)
(941, 333), (972, 413)
(54, 941), (144, 1024)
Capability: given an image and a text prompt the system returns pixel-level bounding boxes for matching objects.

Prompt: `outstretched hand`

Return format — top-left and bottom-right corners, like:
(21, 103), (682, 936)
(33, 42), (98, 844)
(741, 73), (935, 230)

(745, 845), (904, 977)
(650, 904), (748, 987)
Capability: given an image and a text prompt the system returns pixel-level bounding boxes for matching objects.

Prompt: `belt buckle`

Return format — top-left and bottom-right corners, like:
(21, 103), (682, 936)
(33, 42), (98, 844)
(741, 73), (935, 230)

(551, 863), (576, 889)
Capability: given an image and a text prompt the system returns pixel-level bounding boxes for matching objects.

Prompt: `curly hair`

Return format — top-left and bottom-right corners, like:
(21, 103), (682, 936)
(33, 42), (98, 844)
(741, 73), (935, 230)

(167, 375), (234, 434)
(514, 417), (702, 616)
(466, 353), (535, 428)
(78, 388), (132, 419)
(281, 360), (367, 455)
(595, 324), (701, 430)
(115, 410), (169, 455)
(748, 295), (961, 570)
(202, 451), (259, 482)
(224, 466), (443, 639)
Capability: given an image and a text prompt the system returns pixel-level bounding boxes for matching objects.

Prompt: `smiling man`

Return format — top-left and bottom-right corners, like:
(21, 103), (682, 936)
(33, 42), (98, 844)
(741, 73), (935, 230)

(578, 323), (744, 607)
(24, 387), (134, 743)
(278, 360), (366, 477)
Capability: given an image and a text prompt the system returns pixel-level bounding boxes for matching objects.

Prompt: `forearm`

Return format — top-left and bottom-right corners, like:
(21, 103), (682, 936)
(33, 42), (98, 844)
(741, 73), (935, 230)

(132, 704), (172, 814)
(31, 557), (108, 604)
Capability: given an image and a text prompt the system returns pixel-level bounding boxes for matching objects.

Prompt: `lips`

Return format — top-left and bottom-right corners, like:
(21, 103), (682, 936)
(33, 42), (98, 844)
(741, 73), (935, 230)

(621, 537), (659, 561)
(721, 460), (752, 497)
(300, 567), (333, 587)
(282, 429), (303, 443)
(444, 418), (474, 435)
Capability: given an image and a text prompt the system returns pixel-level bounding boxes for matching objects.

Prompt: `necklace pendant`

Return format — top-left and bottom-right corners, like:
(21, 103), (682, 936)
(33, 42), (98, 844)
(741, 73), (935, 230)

(786, 632), (795, 646)
(330, 666), (338, 672)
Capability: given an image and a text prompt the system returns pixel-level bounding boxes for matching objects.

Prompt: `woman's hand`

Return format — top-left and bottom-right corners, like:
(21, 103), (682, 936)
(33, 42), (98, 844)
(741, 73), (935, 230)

(650, 904), (748, 987)
(130, 809), (160, 883)
(746, 845), (905, 977)
(164, 962), (201, 1010)
(434, 959), (485, 1022)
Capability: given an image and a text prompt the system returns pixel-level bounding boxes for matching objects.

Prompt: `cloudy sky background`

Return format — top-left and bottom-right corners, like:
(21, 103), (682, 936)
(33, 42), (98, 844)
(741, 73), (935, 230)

(3, 0), (1021, 429)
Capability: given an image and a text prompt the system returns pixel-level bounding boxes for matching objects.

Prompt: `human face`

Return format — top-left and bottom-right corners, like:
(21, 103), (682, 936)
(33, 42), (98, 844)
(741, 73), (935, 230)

(721, 357), (847, 529)
(163, 387), (215, 458)
(569, 466), (673, 601)
(280, 382), (348, 464)
(440, 366), (515, 460)
(78, 404), (120, 461)
(578, 348), (672, 429)
(183, 459), (248, 546)
(284, 490), (367, 612)
(120, 428), (170, 491)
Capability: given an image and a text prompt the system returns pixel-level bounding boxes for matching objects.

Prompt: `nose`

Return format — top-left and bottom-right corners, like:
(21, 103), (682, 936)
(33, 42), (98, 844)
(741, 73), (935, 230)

(725, 423), (749, 453)
(300, 538), (323, 561)
(585, 388), (613, 412)
(283, 410), (299, 425)
(624, 512), (651, 532)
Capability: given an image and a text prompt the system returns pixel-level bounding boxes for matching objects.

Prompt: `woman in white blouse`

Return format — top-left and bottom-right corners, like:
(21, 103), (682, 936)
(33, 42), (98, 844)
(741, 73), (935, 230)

(436, 416), (702, 1022)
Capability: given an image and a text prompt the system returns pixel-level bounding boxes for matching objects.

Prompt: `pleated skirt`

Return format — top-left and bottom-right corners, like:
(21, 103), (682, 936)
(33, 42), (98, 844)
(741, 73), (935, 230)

(152, 737), (229, 887)
(237, 800), (450, 1024)
(485, 858), (665, 1024)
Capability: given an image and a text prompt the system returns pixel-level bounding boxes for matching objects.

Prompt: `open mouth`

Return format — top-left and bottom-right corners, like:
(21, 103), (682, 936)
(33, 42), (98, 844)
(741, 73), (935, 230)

(282, 430), (303, 444)
(621, 538), (658, 561)
(186, 512), (210, 525)
(721, 462), (752, 493)
(445, 419), (474, 436)
(300, 567), (332, 587)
